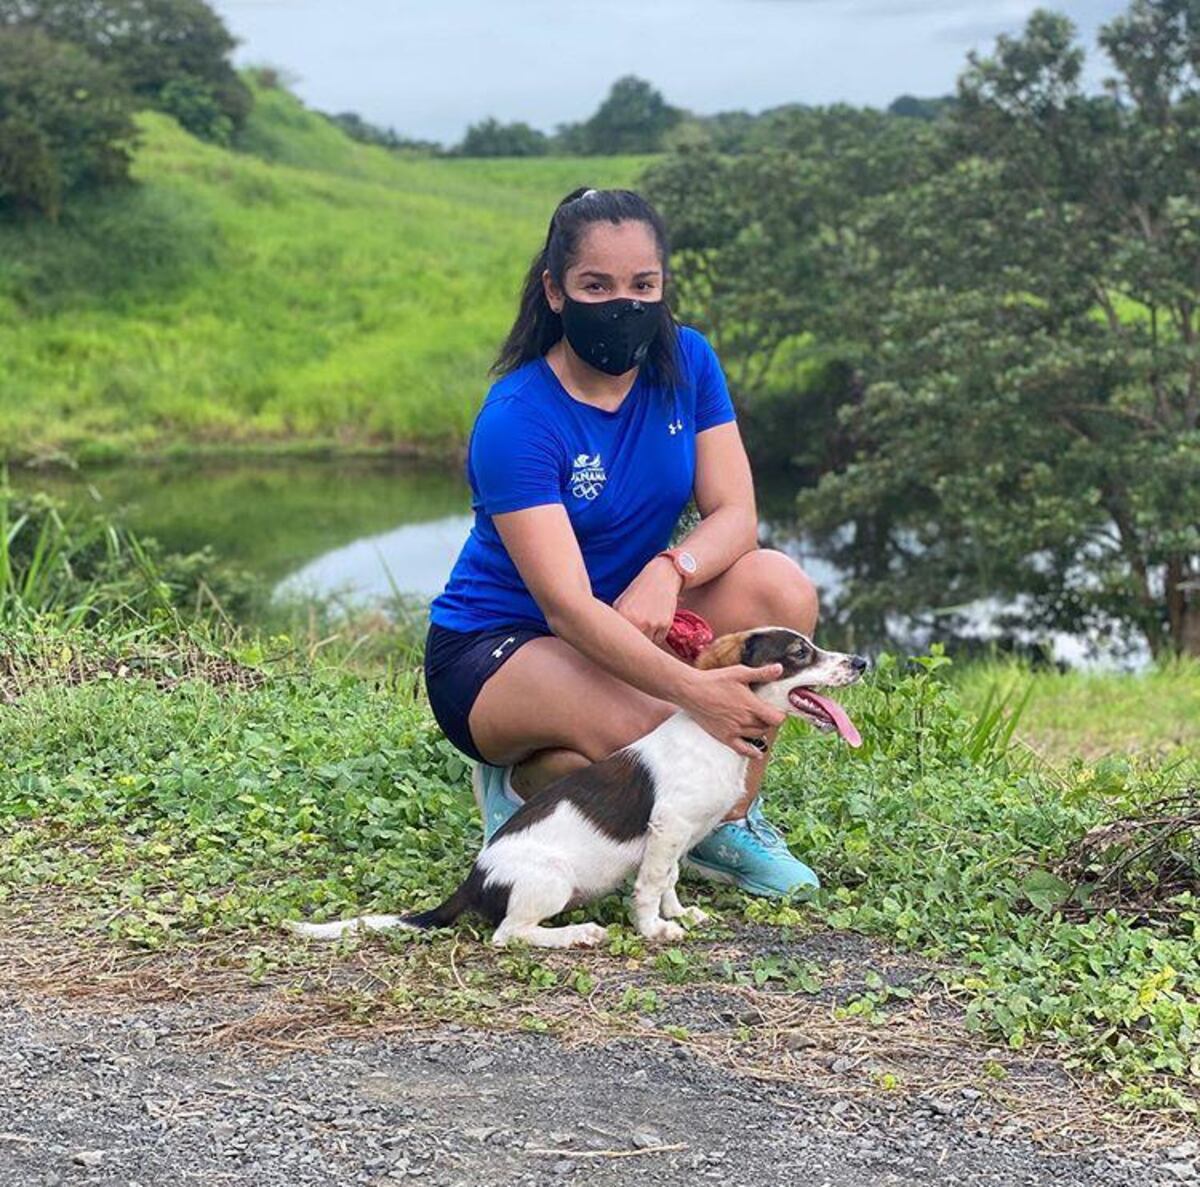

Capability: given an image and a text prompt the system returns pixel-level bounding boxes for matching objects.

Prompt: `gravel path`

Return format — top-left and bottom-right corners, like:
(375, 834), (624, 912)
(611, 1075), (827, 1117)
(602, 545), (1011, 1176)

(1, 997), (1193, 1187)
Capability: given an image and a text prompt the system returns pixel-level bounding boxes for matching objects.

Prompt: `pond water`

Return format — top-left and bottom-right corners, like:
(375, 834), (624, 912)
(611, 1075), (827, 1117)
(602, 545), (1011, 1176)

(16, 458), (1140, 668)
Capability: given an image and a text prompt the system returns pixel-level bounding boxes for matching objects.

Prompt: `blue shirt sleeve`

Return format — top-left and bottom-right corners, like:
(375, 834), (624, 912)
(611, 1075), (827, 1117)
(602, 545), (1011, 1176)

(469, 397), (564, 515)
(687, 329), (737, 432)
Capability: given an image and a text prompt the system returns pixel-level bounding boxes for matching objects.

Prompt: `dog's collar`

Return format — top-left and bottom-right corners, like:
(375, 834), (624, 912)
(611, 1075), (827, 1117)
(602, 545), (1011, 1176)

(741, 736), (769, 754)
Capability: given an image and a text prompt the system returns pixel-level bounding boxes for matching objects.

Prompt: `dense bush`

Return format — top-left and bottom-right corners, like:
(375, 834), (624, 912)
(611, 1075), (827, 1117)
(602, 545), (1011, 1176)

(0, 0), (252, 138)
(455, 117), (548, 158)
(0, 26), (135, 219)
(158, 74), (232, 144)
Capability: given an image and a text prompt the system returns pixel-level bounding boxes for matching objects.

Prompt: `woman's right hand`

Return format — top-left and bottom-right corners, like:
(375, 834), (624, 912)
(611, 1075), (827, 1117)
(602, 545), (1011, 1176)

(676, 664), (788, 759)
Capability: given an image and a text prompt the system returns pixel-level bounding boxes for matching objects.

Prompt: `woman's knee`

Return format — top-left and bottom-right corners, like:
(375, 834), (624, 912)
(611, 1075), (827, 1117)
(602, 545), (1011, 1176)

(692, 548), (819, 635)
(743, 549), (820, 631)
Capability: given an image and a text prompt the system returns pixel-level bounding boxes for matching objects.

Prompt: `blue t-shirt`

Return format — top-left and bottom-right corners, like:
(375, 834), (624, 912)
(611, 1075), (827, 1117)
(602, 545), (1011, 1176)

(429, 326), (736, 633)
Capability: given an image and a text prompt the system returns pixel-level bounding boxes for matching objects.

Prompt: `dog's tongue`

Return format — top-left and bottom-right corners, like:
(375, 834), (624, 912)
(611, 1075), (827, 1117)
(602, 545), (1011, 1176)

(792, 690), (862, 748)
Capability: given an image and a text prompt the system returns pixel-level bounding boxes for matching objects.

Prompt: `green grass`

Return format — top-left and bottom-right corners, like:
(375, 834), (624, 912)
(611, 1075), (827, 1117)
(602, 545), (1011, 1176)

(0, 79), (647, 462)
(2, 630), (1198, 1115)
(956, 660), (1200, 764)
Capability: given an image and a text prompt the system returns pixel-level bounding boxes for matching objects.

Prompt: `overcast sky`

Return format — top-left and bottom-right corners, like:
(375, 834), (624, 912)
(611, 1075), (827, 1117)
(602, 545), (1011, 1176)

(211, 0), (1130, 145)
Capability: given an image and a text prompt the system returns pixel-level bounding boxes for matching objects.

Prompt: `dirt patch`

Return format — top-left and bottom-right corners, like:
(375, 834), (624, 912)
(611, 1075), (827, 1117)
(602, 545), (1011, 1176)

(0, 918), (1195, 1185)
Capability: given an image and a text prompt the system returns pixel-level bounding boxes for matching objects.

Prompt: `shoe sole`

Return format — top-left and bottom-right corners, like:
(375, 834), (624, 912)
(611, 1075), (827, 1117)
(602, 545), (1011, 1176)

(682, 855), (819, 900)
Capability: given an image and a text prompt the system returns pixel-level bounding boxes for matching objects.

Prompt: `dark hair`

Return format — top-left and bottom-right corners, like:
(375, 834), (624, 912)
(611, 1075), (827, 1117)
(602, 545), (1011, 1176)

(492, 187), (682, 390)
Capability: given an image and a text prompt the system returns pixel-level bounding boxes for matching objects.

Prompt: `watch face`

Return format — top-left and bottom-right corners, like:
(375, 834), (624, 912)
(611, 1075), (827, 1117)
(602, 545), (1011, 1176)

(678, 551), (698, 574)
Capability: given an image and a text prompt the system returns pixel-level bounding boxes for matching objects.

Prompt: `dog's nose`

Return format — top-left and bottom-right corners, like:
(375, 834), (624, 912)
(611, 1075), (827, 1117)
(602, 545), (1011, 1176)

(850, 655), (869, 673)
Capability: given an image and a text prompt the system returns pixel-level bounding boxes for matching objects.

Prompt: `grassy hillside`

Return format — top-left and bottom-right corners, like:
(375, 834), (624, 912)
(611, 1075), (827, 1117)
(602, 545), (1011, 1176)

(0, 80), (647, 462)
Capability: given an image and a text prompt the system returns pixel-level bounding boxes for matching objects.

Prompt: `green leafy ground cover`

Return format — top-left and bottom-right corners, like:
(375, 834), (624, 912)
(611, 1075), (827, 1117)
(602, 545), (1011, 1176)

(1, 628), (1197, 1116)
(0, 80), (645, 462)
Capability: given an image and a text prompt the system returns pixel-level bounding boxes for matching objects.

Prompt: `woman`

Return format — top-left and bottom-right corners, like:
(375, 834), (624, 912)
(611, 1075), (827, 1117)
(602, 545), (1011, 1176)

(424, 187), (821, 898)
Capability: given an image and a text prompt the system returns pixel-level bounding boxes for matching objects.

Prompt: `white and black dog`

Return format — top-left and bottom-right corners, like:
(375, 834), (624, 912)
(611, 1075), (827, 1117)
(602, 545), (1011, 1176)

(287, 628), (866, 949)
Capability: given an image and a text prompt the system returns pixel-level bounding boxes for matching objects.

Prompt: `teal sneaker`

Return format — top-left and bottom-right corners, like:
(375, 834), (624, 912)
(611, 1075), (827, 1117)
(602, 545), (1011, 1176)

(471, 762), (521, 843)
(683, 798), (820, 899)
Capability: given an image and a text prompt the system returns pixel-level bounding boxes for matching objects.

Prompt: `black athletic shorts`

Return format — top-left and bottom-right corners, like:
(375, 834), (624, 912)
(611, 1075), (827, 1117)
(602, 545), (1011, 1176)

(423, 622), (553, 763)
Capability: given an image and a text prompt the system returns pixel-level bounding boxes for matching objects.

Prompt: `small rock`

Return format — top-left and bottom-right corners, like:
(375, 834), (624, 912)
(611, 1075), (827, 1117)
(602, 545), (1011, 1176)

(785, 1033), (818, 1050)
(831, 1056), (854, 1074)
(1162, 1161), (1197, 1181)
(631, 1130), (663, 1149)
(548, 1131), (575, 1145)
(553, 1159), (576, 1175)
(462, 1126), (499, 1143)
(132, 1026), (156, 1050)
(928, 1098), (957, 1117)
(465, 1055), (494, 1072)
(72, 1151), (104, 1168)
(1169, 1145), (1200, 1162)
(829, 1101), (852, 1119)
(960, 1088), (982, 1101)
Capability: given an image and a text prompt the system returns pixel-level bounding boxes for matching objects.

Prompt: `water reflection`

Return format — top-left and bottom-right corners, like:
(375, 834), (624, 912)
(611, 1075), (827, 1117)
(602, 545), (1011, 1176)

(17, 459), (1145, 668)
(275, 515), (474, 600)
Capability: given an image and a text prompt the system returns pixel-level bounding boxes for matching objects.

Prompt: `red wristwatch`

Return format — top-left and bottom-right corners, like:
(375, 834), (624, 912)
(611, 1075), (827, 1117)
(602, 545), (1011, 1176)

(658, 547), (698, 587)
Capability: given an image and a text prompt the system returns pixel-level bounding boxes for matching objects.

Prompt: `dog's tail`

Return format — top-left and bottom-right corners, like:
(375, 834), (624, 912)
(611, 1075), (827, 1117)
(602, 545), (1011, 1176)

(397, 874), (476, 930)
(283, 873), (476, 942)
(283, 914), (407, 941)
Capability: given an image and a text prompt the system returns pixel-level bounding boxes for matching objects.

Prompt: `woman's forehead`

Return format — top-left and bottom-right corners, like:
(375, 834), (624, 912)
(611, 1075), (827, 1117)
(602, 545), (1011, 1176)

(569, 220), (660, 277)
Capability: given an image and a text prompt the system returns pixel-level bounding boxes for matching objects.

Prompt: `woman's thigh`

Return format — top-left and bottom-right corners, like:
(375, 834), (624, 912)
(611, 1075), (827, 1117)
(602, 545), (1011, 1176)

(468, 635), (675, 767)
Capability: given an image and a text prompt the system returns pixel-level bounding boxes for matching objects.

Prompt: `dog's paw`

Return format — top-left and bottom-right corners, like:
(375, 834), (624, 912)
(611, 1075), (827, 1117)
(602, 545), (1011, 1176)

(572, 923), (610, 947)
(639, 918), (686, 943)
(678, 906), (708, 927)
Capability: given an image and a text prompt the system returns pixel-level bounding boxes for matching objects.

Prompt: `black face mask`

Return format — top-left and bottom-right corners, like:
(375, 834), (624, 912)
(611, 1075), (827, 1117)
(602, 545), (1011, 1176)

(560, 296), (661, 376)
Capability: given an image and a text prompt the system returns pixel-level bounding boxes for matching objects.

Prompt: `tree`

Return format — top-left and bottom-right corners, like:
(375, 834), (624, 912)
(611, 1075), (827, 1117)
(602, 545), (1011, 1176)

(0, 26), (135, 219)
(455, 117), (548, 157)
(643, 106), (942, 443)
(323, 111), (440, 154)
(576, 76), (682, 154)
(0, 0), (251, 138)
(887, 94), (956, 120)
(649, 2), (1200, 658)
(801, 4), (1200, 657)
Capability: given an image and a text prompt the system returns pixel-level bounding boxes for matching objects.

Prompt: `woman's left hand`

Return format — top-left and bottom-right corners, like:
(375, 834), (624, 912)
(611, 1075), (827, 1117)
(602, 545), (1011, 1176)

(613, 556), (683, 646)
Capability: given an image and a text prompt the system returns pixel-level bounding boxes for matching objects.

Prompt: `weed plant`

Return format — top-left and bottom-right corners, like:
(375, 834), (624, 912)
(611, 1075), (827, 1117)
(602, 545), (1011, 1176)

(0, 628), (1197, 1112)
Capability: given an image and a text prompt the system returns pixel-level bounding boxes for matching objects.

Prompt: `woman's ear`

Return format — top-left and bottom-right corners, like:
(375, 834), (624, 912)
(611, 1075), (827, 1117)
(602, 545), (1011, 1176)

(542, 268), (564, 314)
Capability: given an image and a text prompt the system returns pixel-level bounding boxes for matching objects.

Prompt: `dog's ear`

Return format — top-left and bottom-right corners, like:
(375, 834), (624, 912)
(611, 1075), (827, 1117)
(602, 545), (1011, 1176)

(694, 631), (751, 670)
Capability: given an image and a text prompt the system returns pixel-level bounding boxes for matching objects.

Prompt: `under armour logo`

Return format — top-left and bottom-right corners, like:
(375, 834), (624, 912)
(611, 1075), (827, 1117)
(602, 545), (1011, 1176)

(667, 418), (683, 435)
(491, 636), (516, 659)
